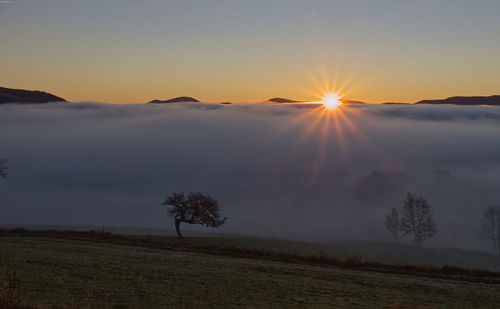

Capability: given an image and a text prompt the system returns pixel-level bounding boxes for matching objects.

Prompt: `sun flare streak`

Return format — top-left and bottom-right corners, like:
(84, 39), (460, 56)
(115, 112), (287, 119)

(321, 93), (342, 110)
(281, 89), (372, 184)
(309, 92), (343, 111)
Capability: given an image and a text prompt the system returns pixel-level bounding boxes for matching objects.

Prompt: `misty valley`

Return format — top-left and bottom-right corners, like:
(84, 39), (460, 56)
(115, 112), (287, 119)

(2, 1), (500, 307)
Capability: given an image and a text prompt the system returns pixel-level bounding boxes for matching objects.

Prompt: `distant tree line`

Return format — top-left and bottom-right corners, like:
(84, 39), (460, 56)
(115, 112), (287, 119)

(0, 158), (8, 179)
(480, 206), (500, 256)
(385, 192), (437, 246)
(385, 192), (500, 256)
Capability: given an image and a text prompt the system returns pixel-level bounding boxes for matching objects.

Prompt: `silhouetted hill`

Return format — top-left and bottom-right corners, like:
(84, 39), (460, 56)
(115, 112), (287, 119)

(340, 99), (365, 104)
(382, 102), (411, 105)
(0, 87), (67, 104)
(266, 97), (303, 103)
(221, 102), (232, 105)
(266, 98), (365, 104)
(148, 96), (200, 104)
(416, 95), (500, 106)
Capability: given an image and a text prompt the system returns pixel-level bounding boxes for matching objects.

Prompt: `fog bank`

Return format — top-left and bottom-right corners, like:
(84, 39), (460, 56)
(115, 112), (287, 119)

(1, 102), (500, 251)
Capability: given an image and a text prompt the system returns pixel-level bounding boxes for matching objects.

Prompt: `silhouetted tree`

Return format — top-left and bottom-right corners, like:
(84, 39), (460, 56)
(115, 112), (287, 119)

(162, 191), (226, 239)
(385, 208), (399, 240)
(0, 158), (8, 179)
(400, 192), (436, 246)
(479, 206), (500, 256)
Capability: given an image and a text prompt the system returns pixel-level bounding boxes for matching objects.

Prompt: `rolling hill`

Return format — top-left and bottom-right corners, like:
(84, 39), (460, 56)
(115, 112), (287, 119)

(0, 86), (67, 104)
(266, 97), (303, 103)
(148, 96), (200, 104)
(1, 229), (499, 308)
(416, 95), (500, 105)
(4, 225), (499, 271)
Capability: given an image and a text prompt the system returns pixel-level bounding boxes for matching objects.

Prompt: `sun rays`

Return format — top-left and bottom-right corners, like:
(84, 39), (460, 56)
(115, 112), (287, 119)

(321, 93), (343, 110)
(258, 100), (371, 186)
(249, 69), (374, 185)
(275, 72), (373, 183)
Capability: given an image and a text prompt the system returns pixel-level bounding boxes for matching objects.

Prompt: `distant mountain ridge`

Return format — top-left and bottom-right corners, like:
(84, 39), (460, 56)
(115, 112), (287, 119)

(3, 87), (498, 106)
(266, 97), (366, 104)
(416, 95), (500, 106)
(340, 99), (365, 104)
(148, 96), (200, 104)
(266, 97), (303, 103)
(0, 87), (67, 104)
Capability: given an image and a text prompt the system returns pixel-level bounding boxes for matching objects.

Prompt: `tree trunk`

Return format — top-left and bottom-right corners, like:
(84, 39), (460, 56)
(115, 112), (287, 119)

(414, 234), (422, 246)
(496, 218), (500, 256)
(175, 219), (183, 239)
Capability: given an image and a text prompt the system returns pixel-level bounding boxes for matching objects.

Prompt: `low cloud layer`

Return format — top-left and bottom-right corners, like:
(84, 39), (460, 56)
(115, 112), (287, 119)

(1, 102), (500, 251)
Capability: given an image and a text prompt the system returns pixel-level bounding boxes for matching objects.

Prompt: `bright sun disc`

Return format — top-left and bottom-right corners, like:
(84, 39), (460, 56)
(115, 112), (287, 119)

(322, 93), (342, 109)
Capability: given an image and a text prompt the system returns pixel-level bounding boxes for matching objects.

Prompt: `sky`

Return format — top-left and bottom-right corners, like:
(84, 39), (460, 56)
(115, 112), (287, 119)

(2, 102), (500, 253)
(1, 0), (500, 103)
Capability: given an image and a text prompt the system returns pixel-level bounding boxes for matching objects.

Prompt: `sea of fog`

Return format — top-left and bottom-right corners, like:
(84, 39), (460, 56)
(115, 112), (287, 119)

(1, 102), (500, 251)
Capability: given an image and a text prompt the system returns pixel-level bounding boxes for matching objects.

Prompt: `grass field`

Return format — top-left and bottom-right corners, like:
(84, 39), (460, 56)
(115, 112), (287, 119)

(1, 234), (500, 308)
(6, 225), (500, 271)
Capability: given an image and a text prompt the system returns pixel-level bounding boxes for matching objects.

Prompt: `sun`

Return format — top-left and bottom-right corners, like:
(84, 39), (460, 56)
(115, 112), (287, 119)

(321, 93), (342, 110)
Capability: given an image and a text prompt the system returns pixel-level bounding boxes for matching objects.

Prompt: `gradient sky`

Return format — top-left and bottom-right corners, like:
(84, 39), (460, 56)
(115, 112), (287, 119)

(1, 0), (500, 104)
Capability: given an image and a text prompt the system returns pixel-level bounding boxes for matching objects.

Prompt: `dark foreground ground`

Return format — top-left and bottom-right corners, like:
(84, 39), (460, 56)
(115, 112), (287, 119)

(0, 230), (499, 308)
(5, 225), (500, 271)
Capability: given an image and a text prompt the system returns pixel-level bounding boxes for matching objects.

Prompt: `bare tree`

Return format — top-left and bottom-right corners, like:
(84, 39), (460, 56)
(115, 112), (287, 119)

(385, 208), (399, 240)
(0, 158), (8, 179)
(400, 192), (436, 246)
(479, 206), (500, 256)
(162, 191), (227, 239)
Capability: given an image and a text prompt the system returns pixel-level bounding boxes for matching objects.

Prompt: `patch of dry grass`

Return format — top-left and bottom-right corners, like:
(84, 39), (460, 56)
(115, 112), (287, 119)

(0, 236), (499, 308)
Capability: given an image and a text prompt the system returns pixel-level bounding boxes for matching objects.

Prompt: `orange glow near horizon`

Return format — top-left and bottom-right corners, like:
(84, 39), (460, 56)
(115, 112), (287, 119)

(322, 93), (343, 109)
(308, 92), (343, 110)
(262, 85), (373, 185)
(312, 92), (343, 110)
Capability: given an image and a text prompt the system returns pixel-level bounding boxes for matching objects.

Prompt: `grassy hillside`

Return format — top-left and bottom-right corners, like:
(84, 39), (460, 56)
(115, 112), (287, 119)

(5, 225), (500, 271)
(1, 234), (500, 308)
(221, 238), (500, 271)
